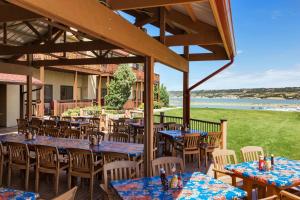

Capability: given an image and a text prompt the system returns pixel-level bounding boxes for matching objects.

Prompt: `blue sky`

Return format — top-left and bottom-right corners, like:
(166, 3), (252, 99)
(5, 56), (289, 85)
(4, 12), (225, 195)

(121, 0), (300, 91)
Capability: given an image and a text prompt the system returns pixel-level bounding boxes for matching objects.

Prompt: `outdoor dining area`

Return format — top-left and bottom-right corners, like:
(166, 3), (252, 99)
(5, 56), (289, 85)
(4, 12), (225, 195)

(0, 115), (299, 199)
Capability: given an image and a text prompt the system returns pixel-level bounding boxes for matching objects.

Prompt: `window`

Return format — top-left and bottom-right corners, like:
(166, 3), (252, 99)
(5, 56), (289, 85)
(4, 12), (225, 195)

(44, 85), (53, 103)
(60, 85), (73, 100)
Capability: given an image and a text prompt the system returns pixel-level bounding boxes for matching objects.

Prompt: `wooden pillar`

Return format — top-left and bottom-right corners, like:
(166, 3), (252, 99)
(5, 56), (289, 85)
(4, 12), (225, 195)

(135, 82), (139, 107)
(183, 46), (190, 126)
(26, 75), (32, 120)
(144, 56), (154, 177)
(220, 119), (228, 149)
(73, 71), (78, 107)
(3, 23), (7, 44)
(106, 76), (110, 95)
(157, 83), (160, 102)
(98, 75), (102, 108)
(39, 66), (45, 117)
(141, 82), (144, 103)
(20, 85), (24, 119)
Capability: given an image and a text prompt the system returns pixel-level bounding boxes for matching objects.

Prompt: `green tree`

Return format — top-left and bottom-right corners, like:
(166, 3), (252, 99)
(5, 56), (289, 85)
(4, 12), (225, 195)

(160, 84), (169, 107)
(105, 64), (136, 109)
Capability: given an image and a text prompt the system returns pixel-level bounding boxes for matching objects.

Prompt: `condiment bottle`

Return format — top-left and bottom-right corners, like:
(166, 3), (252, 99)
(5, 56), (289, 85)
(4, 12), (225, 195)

(91, 136), (97, 145)
(27, 132), (33, 140)
(177, 171), (183, 189)
(258, 155), (264, 171)
(170, 175), (178, 188)
(271, 154), (274, 166)
(160, 168), (168, 191)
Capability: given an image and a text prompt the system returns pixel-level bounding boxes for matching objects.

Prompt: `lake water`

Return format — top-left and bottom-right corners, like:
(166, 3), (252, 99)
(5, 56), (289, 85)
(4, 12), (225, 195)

(170, 97), (300, 112)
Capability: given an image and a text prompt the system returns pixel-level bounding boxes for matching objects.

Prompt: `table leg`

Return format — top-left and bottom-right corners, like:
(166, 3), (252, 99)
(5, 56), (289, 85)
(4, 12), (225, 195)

(242, 178), (253, 200)
(266, 185), (280, 197)
(257, 185), (266, 199)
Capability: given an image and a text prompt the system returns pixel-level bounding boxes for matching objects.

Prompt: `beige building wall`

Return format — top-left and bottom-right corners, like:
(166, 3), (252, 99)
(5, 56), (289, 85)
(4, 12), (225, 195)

(6, 85), (20, 127)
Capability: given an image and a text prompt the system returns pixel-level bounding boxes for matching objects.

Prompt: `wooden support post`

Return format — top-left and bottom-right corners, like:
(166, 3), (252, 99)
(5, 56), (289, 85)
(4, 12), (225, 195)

(26, 75), (32, 120)
(98, 75), (102, 108)
(144, 56), (154, 177)
(73, 71), (78, 107)
(159, 7), (166, 44)
(183, 46), (190, 125)
(140, 82), (143, 104)
(20, 85), (24, 119)
(160, 112), (165, 124)
(141, 82), (144, 103)
(3, 22), (7, 44)
(157, 83), (160, 102)
(135, 82), (139, 107)
(220, 119), (228, 149)
(39, 66), (45, 117)
(107, 76), (110, 95)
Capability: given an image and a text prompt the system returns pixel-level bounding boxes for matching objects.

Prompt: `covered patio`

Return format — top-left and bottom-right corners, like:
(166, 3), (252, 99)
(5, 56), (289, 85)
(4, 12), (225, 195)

(0, 0), (299, 200)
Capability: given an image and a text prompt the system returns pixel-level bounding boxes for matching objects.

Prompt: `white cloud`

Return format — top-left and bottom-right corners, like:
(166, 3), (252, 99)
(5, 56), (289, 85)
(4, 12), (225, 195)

(194, 64), (300, 90)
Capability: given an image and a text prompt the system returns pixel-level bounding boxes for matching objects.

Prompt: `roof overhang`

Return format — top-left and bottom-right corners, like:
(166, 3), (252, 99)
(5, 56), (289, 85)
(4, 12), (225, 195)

(0, 72), (42, 85)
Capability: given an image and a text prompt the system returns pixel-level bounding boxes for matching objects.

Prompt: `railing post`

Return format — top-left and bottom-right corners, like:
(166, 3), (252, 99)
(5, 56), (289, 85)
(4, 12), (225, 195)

(160, 112), (165, 123)
(220, 119), (228, 149)
(53, 100), (58, 116)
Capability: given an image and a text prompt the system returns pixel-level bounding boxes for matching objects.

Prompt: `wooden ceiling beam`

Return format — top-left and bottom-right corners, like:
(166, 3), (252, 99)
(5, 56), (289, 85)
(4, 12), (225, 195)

(153, 33), (222, 46)
(0, 61), (33, 75)
(184, 4), (197, 22)
(13, 56), (145, 66)
(0, 3), (42, 22)
(9, 0), (188, 71)
(108, 0), (204, 10)
(181, 53), (228, 61)
(0, 40), (119, 55)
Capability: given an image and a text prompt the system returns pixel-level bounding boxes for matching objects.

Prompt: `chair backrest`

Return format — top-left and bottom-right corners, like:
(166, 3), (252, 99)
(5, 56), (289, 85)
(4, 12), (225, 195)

(52, 186), (78, 200)
(29, 126), (41, 136)
(67, 148), (94, 173)
(168, 123), (182, 130)
(103, 161), (138, 191)
(136, 134), (144, 144)
(31, 118), (43, 127)
(64, 129), (81, 139)
(103, 152), (129, 164)
(36, 145), (59, 169)
(0, 143), (4, 161)
(17, 119), (28, 127)
(153, 123), (165, 133)
(44, 128), (60, 137)
(108, 133), (129, 143)
(280, 190), (300, 200)
(59, 121), (70, 131)
(7, 142), (29, 165)
(90, 117), (100, 130)
(44, 120), (57, 128)
(203, 132), (222, 148)
(49, 116), (60, 121)
(240, 146), (264, 162)
(151, 156), (184, 176)
(212, 149), (237, 171)
(183, 133), (201, 150)
(61, 116), (72, 121)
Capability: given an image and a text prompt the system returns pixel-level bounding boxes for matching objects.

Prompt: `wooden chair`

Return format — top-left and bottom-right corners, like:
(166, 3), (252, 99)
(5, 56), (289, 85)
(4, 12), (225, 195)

(67, 148), (102, 200)
(31, 118), (43, 129)
(52, 186), (78, 200)
(108, 133), (129, 143)
(59, 121), (71, 133)
(200, 132), (222, 167)
(153, 123), (165, 157)
(50, 116), (60, 121)
(44, 128), (61, 137)
(175, 133), (201, 169)
(7, 142), (35, 190)
(151, 156), (184, 176)
(0, 142), (8, 186)
(35, 145), (68, 195)
(64, 129), (81, 139)
(100, 161), (139, 199)
(240, 146), (264, 162)
(16, 119), (28, 134)
(102, 152), (129, 164)
(89, 117), (101, 132)
(29, 126), (41, 136)
(212, 149), (238, 186)
(281, 190), (300, 200)
(61, 116), (72, 122)
(168, 123), (182, 130)
(44, 120), (57, 128)
(259, 195), (278, 200)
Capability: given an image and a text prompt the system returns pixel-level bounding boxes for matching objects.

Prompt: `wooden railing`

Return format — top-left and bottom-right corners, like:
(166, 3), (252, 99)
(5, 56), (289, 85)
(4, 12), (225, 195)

(53, 99), (95, 116)
(154, 112), (228, 149)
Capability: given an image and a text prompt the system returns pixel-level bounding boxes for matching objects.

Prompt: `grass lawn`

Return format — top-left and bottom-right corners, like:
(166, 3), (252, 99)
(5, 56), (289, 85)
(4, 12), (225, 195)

(162, 108), (300, 161)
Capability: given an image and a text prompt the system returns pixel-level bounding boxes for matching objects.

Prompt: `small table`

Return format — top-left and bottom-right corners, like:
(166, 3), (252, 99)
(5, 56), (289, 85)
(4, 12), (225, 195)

(225, 157), (300, 199)
(0, 187), (39, 200)
(158, 129), (208, 155)
(110, 172), (247, 200)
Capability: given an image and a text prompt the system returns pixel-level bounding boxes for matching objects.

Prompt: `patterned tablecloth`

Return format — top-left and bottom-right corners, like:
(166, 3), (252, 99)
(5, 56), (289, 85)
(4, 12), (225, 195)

(158, 129), (208, 140)
(110, 172), (247, 200)
(0, 187), (39, 200)
(225, 157), (300, 188)
(0, 134), (143, 157)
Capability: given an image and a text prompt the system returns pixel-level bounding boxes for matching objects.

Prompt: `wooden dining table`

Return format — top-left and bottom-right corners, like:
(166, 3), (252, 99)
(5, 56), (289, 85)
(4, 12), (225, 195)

(225, 157), (300, 199)
(110, 171), (247, 200)
(0, 187), (39, 200)
(0, 134), (144, 157)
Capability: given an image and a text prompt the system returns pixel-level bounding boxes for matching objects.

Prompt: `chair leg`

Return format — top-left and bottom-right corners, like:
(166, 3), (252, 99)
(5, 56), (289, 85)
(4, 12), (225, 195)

(205, 150), (208, 167)
(183, 153), (186, 168)
(7, 165), (11, 187)
(0, 162), (3, 186)
(25, 167), (29, 190)
(198, 153), (201, 169)
(35, 170), (39, 193)
(55, 173), (59, 195)
(68, 173), (72, 189)
(90, 176), (94, 200)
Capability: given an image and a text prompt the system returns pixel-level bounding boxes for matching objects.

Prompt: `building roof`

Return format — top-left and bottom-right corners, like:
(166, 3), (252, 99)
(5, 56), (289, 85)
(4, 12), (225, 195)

(0, 72), (43, 85)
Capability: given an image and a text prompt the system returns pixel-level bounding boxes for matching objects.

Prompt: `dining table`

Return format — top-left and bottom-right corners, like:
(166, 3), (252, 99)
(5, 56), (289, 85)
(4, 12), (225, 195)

(225, 157), (300, 199)
(0, 187), (39, 200)
(110, 171), (247, 200)
(0, 134), (144, 158)
(158, 129), (208, 156)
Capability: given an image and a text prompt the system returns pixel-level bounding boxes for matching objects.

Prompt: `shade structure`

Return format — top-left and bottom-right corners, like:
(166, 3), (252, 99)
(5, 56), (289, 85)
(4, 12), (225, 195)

(0, 72), (42, 85)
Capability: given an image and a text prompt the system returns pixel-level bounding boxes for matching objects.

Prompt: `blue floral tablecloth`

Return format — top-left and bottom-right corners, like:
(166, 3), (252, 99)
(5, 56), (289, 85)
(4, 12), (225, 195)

(225, 157), (300, 188)
(110, 172), (247, 200)
(158, 129), (208, 140)
(0, 187), (38, 200)
(0, 134), (143, 157)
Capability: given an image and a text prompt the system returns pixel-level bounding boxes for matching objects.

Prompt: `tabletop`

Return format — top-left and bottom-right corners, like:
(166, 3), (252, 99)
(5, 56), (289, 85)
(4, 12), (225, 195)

(158, 129), (208, 140)
(225, 157), (300, 188)
(128, 122), (144, 128)
(0, 187), (39, 200)
(0, 134), (143, 157)
(110, 172), (247, 200)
